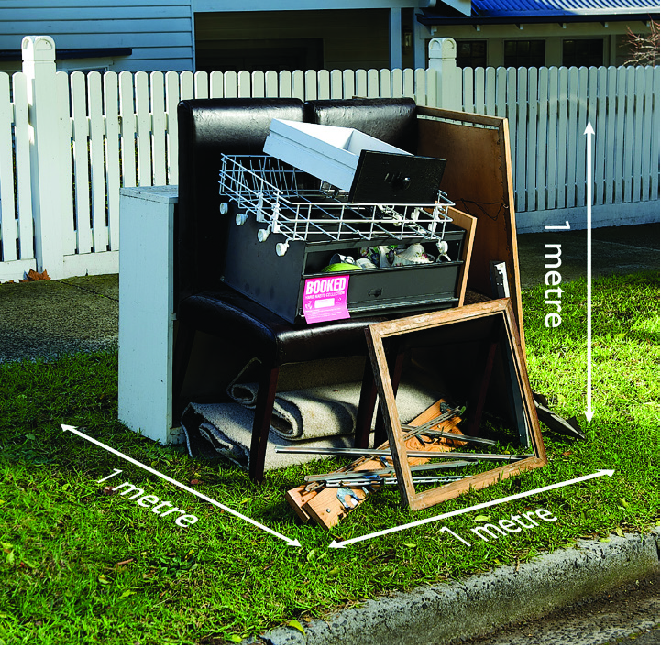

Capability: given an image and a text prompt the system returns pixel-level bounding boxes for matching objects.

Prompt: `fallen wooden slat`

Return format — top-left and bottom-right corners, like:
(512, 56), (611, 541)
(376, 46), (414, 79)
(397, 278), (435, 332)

(285, 486), (318, 524)
(303, 486), (370, 527)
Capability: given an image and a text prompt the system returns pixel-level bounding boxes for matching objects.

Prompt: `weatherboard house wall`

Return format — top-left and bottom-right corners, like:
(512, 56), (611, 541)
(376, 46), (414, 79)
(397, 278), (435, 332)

(0, 0), (441, 74)
(0, 1), (469, 74)
(0, 0), (195, 72)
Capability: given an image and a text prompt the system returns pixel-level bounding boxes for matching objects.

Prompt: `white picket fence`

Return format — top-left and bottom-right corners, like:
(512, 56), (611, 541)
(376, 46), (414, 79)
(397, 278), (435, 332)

(462, 64), (660, 216)
(0, 35), (658, 282)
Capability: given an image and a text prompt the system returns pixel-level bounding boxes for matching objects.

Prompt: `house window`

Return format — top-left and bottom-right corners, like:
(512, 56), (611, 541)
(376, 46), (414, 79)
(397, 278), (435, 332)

(457, 40), (487, 68)
(504, 40), (545, 68)
(563, 39), (603, 67)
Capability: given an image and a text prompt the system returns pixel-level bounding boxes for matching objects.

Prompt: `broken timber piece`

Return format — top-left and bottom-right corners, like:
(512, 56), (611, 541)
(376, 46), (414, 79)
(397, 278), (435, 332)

(285, 399), (463, 529)
(285, 486), (321, 524)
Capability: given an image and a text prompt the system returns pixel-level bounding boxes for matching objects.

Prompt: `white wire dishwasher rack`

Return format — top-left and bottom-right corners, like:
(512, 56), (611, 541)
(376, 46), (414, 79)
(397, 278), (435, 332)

(218, 154), (456, 257)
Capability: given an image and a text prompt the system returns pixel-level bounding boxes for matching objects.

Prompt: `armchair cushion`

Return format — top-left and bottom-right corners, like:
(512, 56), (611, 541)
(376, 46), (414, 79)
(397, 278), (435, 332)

(304, 97), (418, 153)
(177, 98), (306, 300)
(177, 286), (389, 367)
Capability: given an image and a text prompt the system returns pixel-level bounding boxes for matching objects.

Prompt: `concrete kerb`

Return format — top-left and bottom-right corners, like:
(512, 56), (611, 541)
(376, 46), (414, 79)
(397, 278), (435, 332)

(257, 528), (660, 645)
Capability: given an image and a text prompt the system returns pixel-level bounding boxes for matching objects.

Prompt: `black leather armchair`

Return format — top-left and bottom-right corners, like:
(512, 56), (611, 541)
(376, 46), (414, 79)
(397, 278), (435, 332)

(173, 98), (420, 482)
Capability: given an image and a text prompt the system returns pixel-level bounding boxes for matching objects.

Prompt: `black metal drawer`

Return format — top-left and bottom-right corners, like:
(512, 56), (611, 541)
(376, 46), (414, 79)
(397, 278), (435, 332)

(223, 214), (466, 324)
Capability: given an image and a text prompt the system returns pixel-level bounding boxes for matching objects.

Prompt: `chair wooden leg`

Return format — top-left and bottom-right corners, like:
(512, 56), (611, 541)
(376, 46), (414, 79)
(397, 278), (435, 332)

(172, 323), (195, 425)
(389, 348), (405, 396)
(465, 321), (500, 437)
(355, 360), (378, 449)
(248, 365), (280, 484)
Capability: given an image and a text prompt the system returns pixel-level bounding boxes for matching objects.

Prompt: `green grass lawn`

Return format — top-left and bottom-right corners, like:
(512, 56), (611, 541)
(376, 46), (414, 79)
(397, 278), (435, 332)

(1, 271), (659, 645)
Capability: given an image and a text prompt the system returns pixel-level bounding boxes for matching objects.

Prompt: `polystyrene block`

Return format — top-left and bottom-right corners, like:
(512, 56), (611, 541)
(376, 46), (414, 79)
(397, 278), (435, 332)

(263, 119), (411, 192)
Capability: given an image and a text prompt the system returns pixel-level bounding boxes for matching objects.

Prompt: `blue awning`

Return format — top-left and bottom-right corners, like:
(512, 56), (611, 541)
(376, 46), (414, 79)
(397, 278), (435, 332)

(419, 0), (659, 25)
(471, 1), (660, 17)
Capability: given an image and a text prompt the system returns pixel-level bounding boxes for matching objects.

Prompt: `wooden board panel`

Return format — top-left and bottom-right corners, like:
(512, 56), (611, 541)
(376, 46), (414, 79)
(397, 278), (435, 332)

(526, 69), (538, 213)
(631, 66), (646, 202)
(12, 72), (33, 261)
(303, 486), (369, 528)
(622, 67), (636, 203)
(575, 68), (588, 208)
(88, 72), (108, 253)
(651, 67), (660, 200)
(604, 67), (618, 205)
(414, 106), (522, 336)
(557, 67), (569, 209)
(546, 68), (558, 211)
(71, 71), (93, 254)
(516, 68), (528, 215)
(536, 67), (549, 212)
(119, 71), (137, 188)
(586, 67), (598, 207)
(104, 72), (121, 252)
(285, 486), (318, 524)
(151, 71), (167, 187)
(135, 72), (151, 187)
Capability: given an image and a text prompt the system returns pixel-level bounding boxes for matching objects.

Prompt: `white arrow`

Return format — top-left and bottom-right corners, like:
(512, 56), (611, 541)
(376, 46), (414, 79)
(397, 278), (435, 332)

(329, 469), (614, 548)
(585, 123), (595, 423)
(61, 424), (301, 547)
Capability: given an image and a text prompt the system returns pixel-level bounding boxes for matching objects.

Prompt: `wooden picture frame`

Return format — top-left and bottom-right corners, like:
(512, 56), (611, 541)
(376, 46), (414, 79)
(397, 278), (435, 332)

(366, 299), (547, 511)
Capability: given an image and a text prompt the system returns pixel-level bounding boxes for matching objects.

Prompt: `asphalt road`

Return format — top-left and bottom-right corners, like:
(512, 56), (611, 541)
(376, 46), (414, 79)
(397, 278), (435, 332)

(454, 578), (660, 645)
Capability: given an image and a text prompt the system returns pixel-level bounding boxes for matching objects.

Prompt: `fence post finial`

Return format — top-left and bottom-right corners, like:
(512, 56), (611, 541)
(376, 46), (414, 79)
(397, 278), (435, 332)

(22, 35), (65, 279)
(428, 37), (461, 111)
(22, 35), (56, 61)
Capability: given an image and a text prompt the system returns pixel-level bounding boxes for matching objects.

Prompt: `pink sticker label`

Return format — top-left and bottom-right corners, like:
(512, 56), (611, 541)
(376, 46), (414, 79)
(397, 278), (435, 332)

(302, 274), (351, 324)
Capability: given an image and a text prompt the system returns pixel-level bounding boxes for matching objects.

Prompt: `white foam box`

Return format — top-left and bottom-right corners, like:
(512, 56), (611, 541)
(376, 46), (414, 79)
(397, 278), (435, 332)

(263, 118), (411, 192)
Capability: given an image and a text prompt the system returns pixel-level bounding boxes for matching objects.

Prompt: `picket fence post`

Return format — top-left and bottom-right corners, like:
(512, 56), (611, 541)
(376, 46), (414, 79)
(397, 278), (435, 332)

(428, 37), (461, 111)
(21, 36), (65, 279)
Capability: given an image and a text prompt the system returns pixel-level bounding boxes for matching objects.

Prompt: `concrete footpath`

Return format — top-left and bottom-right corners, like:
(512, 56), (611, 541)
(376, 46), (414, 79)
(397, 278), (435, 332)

(0, 223), (659, 644)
